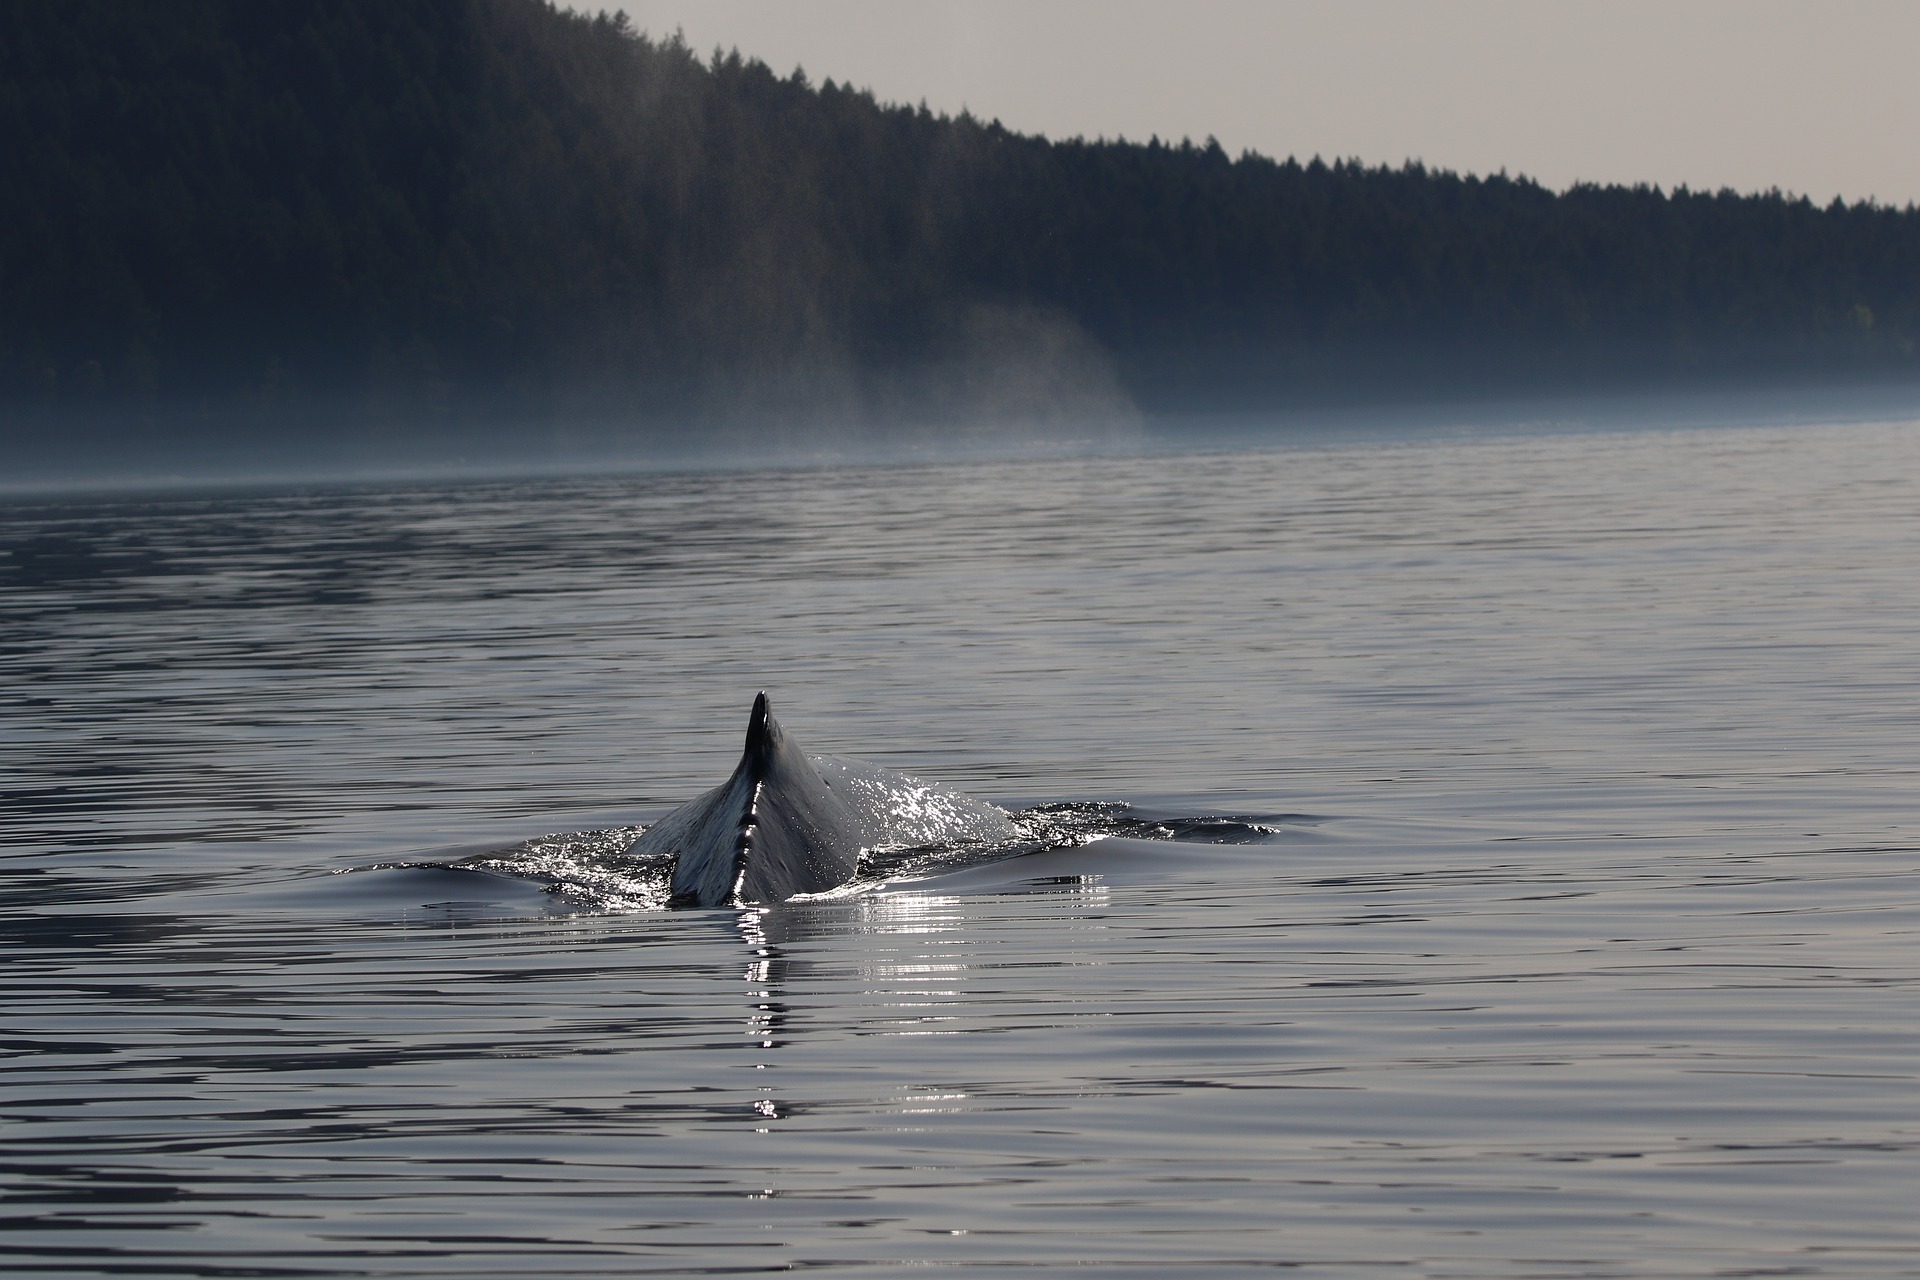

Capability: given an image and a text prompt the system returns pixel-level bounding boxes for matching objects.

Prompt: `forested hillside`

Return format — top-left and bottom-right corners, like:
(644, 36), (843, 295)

(5, 0), (1919, 449)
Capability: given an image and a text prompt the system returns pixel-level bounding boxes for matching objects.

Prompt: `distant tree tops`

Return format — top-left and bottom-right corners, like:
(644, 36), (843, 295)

(3, 0), (1917, 432)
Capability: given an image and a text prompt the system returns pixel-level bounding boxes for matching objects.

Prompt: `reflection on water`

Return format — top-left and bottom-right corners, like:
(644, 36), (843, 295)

(3, 418), (1919, 1276)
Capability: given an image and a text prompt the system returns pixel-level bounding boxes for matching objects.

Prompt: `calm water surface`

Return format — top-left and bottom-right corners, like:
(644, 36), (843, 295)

(2, 418), (1917, 1277)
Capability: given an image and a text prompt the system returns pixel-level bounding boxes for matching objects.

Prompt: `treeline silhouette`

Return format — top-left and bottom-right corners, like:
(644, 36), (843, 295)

(5, 0), (1919, 444)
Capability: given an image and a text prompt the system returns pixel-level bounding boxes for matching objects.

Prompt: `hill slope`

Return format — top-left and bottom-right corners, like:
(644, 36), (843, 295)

(5, 0), (1919, 455)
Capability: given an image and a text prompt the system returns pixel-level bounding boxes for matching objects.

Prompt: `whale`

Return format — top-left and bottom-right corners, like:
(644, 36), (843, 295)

(629, 693), (1020, 908)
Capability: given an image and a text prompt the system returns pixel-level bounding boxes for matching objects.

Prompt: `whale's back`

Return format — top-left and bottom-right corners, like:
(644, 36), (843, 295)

(631, 694), (1016, 908)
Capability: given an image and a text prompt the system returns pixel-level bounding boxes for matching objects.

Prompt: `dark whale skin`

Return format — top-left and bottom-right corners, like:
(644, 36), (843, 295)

(629, 693), (1017, 909)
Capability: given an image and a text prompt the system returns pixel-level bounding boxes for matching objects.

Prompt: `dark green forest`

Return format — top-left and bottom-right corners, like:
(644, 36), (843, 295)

(5, 0), (1920, 456)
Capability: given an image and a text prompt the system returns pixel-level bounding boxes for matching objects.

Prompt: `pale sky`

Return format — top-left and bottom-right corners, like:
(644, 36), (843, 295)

(610, 0), (1919, 207)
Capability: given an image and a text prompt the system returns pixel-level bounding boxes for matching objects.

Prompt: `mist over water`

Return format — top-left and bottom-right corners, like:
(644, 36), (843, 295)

(2, 414), (1917, 1276)
(13, 378), (1920, 498)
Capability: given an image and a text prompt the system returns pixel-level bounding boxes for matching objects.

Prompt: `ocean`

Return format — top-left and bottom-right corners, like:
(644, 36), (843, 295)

(3, 415), (1916, 1277)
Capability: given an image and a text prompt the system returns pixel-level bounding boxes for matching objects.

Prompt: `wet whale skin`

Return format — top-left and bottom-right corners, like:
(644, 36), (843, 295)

(628, 694), (1018, 908)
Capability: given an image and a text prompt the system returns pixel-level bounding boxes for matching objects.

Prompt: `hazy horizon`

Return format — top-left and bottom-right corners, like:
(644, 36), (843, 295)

(612, 0), (1920, 208)
(9, 0), (1920, 491)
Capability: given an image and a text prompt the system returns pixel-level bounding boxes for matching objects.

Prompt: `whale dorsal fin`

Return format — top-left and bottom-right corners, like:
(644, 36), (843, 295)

(644, 693), (1011, 908)
(745, 691), (773, 757)
(647, 692), (862, 906)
